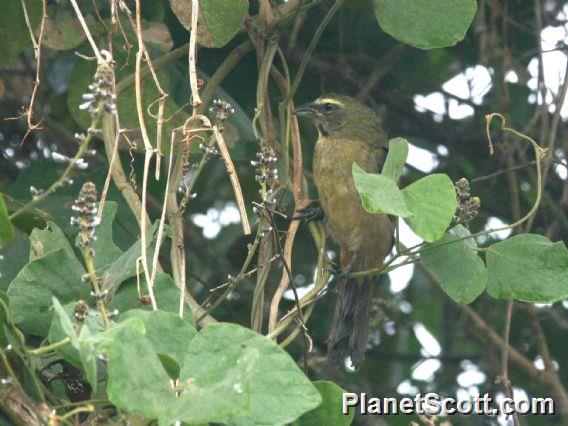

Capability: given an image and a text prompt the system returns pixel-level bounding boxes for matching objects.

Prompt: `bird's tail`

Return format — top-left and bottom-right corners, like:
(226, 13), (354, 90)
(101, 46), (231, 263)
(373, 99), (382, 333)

(327, 255), (376, 369)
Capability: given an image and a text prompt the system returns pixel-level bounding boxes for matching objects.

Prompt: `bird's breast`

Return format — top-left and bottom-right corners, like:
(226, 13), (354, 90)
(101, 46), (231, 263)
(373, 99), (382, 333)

(313, 136), (387, 253)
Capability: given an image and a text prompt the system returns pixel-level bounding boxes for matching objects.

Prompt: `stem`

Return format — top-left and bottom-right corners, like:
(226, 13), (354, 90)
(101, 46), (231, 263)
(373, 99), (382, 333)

(189, 0), (202, 106)
(81, 244), (110, 329)
(10, 108), (103, 221)
(28, 337), (71, 356)
(197, 232), (262, 325)
(212, 125), (251, 235)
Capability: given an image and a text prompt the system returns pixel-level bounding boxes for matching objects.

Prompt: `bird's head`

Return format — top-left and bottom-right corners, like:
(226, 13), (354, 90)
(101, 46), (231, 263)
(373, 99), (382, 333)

(294, 94), (379, 137)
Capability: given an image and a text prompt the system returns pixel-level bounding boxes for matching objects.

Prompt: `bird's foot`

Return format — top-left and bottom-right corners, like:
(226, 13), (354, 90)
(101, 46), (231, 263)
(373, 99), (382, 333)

(324, 262), (351, 281)
(289, 201), (324, 223)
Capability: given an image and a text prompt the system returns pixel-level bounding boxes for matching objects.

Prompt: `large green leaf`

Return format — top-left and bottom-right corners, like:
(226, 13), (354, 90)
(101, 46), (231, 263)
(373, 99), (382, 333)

(181, 323), (321, 425)
(421, 225), (486, 303)
(169, 0), (248, 48)
(77, 325), (98, 393)
(29, 222), (75, 260)
(402, 174), (457, 242)
(293, 381), (354, 426)
(0, 0), (41, 67)
(43, 8), (88, 50)
(51, 298), (98, 393)
(0, 194), (14, 247)
(108, 272), (193, 324)
(352, 163), (411, 217)
(48, 302), (104, 369)
(119, 309), (196, 377)
(100, 223), (158, 294)
(7, 248), (88, 336)
(0, 230), (30, 292)
(161, 345), (258, 425)
(0, 296), (44, 401)
(372, 0), (477, 49)
(106, 326), (175, 419)
(51, 298), (78, 347)
(381, 137), (408, 182)
(486, 234), (568, 302)
(91, 202), (123, 270)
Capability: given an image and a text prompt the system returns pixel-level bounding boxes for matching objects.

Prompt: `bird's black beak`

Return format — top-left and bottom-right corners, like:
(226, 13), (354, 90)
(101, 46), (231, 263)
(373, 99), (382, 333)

(293, 103), (317, 117)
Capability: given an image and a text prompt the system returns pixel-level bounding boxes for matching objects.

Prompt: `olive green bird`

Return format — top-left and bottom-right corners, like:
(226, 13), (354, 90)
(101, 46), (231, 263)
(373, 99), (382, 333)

(295, 94), (394, 368)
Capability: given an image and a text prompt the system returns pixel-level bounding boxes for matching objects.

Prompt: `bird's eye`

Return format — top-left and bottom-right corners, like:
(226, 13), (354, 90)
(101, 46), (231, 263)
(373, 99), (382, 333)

(324, 103), (336, 112)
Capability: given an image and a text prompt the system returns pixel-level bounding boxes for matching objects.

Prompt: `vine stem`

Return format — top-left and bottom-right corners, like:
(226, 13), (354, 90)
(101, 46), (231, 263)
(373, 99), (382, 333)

(9, 107), (103, 221)
(189, 0), (202, 107)
(499, 300), (521, 426)
(82, 243), (110, 328)
(212, 126), (251, 235)
(27, 337), (71, 356)
(69, 0), (102, 63)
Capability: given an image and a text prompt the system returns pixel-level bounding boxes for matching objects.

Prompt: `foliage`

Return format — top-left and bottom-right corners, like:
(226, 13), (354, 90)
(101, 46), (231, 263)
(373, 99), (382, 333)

(0, 0), (567, 425)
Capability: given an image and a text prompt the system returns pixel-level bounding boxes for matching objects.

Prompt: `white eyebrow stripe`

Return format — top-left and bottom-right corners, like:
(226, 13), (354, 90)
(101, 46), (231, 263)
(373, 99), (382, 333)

(315, 98), (344, 106)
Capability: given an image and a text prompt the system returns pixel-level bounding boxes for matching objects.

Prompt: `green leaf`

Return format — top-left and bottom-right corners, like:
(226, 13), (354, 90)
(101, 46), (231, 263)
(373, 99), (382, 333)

(381, 137), (408, 182)
(162, 345), (259, 425)
(43, 8), (88, 50)
(0, 0), (41, 67)
(181, 323), (321, 425)
(352, 163), (411, 217)
(100, 223), (158, 294)
(402, 174), (457, 242)
(109, 272), (193, 324)
(7, 248), (88, 336)
(486, 234), (568, 302)
(48, 302), (104, 369)
(0, 296), (44, 401)
(119, 309), (196, 377)
(77, 325), (97, 393)
(51, 298), (78, 346)
(50, 298), (99, 393)
(372, 0), (477, 49)
(87, 316), (146, 351)
(0, 194), (14, 247)
(421, 225), (486, 303)
(293, 381), (354, 426)
(91, 202), (123, 270)
(0, 230), (30, 292)
(169, 0), (248, 48)
(106, 326), (175, 419)
(29, 222), (75, 260)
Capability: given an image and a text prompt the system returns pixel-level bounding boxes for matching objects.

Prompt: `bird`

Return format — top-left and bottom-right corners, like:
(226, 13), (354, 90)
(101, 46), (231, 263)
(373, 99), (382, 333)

(294, 94), (394, 369)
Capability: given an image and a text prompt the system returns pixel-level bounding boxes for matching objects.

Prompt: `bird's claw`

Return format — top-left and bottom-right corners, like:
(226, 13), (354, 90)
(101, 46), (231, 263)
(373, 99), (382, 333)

(324, 262), (351, 281)
(290, 202), (324, 223)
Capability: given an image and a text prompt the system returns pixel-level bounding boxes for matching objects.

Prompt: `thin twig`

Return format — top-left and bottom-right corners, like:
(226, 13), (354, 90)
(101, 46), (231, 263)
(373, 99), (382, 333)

(189, 0), (202, 107)
(17, 0), (47, 142)
(497, 300), (521, 426)
(69, 0), (103, 63)
(212, 126), (251, 235)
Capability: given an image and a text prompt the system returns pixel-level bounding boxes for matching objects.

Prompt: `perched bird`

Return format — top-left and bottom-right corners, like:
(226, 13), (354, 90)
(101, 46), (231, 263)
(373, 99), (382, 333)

(294, 94), (394, 368)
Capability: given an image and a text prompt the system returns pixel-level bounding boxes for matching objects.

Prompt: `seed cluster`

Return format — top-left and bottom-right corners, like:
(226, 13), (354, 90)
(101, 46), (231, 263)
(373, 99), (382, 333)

(252, 146), (278, 206)
(71, 182), (100, 249)
(453, 178), (480, 227)
(79, 60), (117, 115)
(209, 99), (235, 128)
